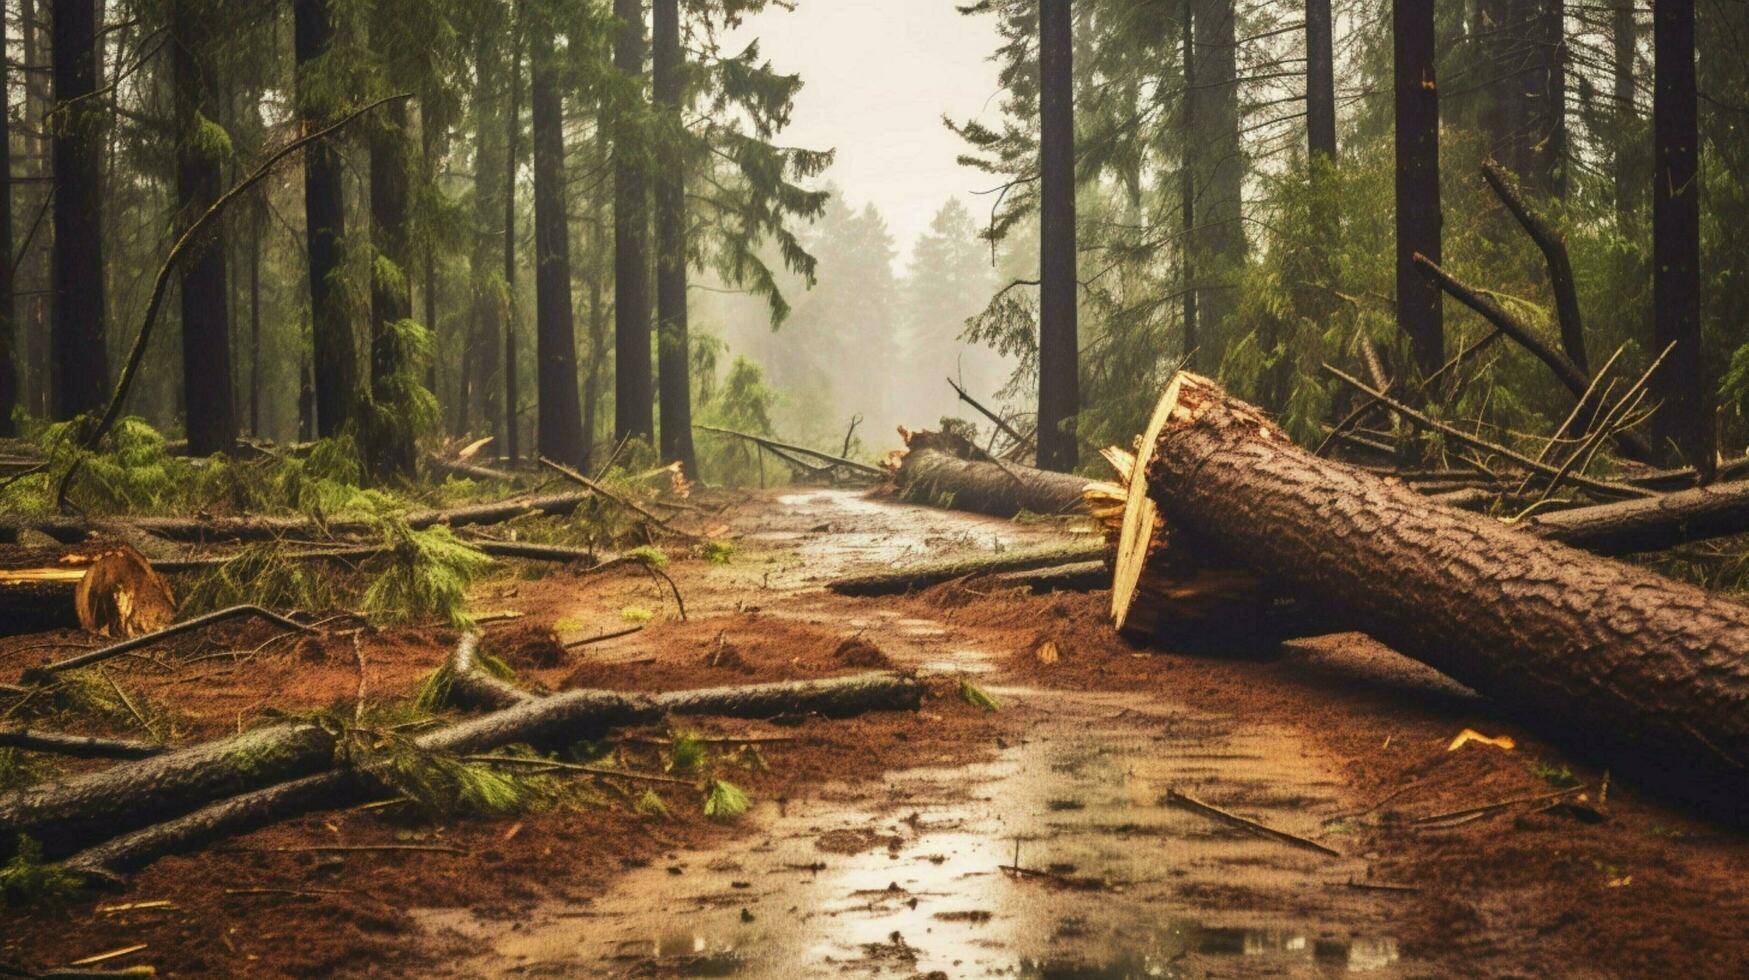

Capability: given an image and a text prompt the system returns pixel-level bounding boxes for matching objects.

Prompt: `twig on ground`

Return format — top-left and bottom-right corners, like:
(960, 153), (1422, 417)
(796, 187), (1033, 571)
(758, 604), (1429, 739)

(1164, 787), (1342, 857)
(36, 605), (314, 676)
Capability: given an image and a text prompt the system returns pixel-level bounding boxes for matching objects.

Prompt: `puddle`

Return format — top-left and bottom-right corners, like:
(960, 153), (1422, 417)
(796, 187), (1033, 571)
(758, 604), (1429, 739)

(415, 688), (1411, 977)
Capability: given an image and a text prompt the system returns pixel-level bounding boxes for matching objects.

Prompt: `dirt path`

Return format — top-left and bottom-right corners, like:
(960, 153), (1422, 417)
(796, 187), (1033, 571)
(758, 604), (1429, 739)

(417, 490), (1413, 976)
(7, 488), (1747, 978)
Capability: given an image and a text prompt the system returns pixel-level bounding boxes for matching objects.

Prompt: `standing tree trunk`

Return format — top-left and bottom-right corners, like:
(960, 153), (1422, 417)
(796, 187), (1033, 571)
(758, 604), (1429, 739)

(504, 25), (521, 464)
(1476, 0), (1511, 161)
(613, 0), (654, 447)
(1306, 0), (1336, 162)
(20, 0), (48, 418)
(1611, 2), (1637, 230)
(0, 9), (16, 437)
(366, 85), (418, 479)
(1394, 0), (1444, 379)
(469, 21), (505, 447)
(49, 0), (109, 420)
(652, 0), (696, 475)
(1179, 0), (1197, 369)
(1189, 0), (1244, 372)
(1037, 0), (1077, 472)
(248, 208), (261, 436)
(529, 30), (584, 466)
(170, 0), (236, 456)
(294, 0), (355, 438)
(1650, 0), (1710, 474)
(1516, 0), (1566, 199)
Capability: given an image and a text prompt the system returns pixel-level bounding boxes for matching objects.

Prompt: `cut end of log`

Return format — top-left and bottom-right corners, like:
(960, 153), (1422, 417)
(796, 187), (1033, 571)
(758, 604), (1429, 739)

(76, 545), (178, 638)
(0, 542), (177, 638)
(1110, 374), (1184, 633)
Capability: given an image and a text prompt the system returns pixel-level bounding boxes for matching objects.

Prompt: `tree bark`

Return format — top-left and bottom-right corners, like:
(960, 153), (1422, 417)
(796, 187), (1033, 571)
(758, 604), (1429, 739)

(1037, 0), (1078, 472)
(1189, 0), (1244, 371)
(1512, 0), (1566, 198)
(1393, 0), (1444, 379)
(529, 29), (585, 467)
(0, 543), (176, 637)
(0, 7), (15, 437)
(1612, 3), (1638, 230)
(49, 0), (110, 419)
(1650, 0), (1711, 475)
(893, 428), (1091, 520)
(504, 25), (522, 464)
(1124, 373), (1749, 823)
(1305, 0), (1336, 161)
(367, 68), (417, 478)
(295, 0), (355, 438)
(613, 0), (655, 446)
(469, 19), (505, 447)
(171, 0), (237, 456)
(1179, 0), (1197, 369)
(30, 671), (922, 877)
(652, 0), (696, 475)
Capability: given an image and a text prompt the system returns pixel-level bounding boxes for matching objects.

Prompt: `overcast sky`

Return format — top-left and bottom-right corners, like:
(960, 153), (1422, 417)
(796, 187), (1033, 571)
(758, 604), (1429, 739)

(727, 0), (1006, 267)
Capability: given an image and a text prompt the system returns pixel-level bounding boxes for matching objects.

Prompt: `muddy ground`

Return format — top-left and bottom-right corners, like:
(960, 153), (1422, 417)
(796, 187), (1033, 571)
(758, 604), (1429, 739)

(5, 487), (1748, 978)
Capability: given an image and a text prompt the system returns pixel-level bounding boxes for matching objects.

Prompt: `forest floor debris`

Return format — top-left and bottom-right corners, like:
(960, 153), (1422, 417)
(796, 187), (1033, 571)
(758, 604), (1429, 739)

(2, 488), (1747, 977)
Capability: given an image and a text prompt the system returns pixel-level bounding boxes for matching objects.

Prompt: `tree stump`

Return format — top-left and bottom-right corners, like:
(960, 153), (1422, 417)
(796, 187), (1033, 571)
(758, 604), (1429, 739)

(0, 543), (176, 637)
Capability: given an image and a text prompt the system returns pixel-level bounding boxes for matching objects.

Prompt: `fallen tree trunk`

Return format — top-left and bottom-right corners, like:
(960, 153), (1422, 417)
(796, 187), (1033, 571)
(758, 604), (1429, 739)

(1521, 479), (1749, 554)
(0, 728), (164, 760)
(829, 541), (1106, 597)
(4, 666), (923, 862)
(2, 492), (595, 545)
(0, 544), (176, 637)
(60, 670), (924, 884)
(1120, 372), (1749, 822)
(892, 428), (1095, 519)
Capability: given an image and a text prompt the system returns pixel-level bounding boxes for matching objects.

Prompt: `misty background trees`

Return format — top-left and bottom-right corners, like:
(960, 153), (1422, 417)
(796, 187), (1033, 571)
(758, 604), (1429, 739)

(0, 0), (1744, 483)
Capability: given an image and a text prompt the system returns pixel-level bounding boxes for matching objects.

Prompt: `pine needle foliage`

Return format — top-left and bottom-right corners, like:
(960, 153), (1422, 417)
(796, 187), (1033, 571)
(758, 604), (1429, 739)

(702, 779), (750, 822)
(959, 678), (1001, 712)
(0, 837), (83, 905)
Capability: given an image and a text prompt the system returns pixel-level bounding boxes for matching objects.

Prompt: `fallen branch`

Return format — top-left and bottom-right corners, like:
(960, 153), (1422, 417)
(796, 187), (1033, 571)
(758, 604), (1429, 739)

(829, 541), (1107, 597)
(947, 378), (1033, 455)
(0, 728), (163, 760)
(20, 671), (923, 872)
(32, 605), (312, 676)
(538, 457), (698, 540)
(693, 424), (886, 479)
(1164, 787), (1342, 857)
(1323, 365), (1652, 500)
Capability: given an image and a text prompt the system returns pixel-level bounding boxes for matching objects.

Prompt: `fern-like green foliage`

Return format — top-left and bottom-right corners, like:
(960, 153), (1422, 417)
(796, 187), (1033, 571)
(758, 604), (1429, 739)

(635, 789), (672, 819)
(702, 779), (750, 822)
(959, 678), (1000, 712)
(181, 542), (340, 616)
(0, 837), (83, 904)
(0, 749), (46, 793)
(666, 731), (709, 775)
(361, 523), (494, 626)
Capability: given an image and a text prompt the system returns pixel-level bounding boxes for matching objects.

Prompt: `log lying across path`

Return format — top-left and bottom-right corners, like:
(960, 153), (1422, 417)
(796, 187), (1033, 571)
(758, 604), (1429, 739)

(891, 428), (1098, 519)
(1, 492), (595, 545)
(0, 543), (176, 637)
(828, 541), (1107, 597)
(1, 653), (924, 869)
(1115, 372), (1749, 822)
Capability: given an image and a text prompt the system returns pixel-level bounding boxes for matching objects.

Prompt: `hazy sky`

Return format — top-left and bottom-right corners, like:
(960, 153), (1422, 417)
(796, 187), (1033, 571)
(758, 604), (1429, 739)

(727, 1), (1006, 267)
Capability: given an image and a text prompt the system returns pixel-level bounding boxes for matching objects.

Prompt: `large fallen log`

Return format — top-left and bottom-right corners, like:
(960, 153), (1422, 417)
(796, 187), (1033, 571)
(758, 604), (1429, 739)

(59, 669), (924, 884)
(890, 428), (1097, 519)
(2, 665), (923, 861)
(2, 492), (595, 545)
(1117, 372), (1749, 822)
(1521, 479), (1749, 555)
(0, 543), (176, 637)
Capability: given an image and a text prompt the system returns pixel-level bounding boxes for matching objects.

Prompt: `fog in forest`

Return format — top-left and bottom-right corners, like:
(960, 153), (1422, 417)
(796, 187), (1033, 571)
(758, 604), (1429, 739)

(705, 0), (1019, 449)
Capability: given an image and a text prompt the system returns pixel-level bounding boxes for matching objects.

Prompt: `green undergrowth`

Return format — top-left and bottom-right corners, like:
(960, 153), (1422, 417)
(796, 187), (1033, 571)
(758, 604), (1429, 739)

(0, 837), (83, 905)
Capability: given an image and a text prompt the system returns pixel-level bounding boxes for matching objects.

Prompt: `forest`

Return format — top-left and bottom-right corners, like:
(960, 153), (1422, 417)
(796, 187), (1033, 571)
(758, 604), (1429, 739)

(2, 0), (1748, 977)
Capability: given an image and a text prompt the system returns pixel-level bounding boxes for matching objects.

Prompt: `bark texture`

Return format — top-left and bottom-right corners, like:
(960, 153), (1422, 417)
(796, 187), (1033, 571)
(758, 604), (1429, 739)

(894, 429), (1090, 519)
(49, 0), (110, 418)
(294, 0), (355, 437)
(1137, 373), (1749, 821)
(652, 0), (696, 475)
(530, 29), (585, 466)
(1037, 0), (1078, 472)
(1394, 0), (1444, 378)
(613, 0), (654, 445)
